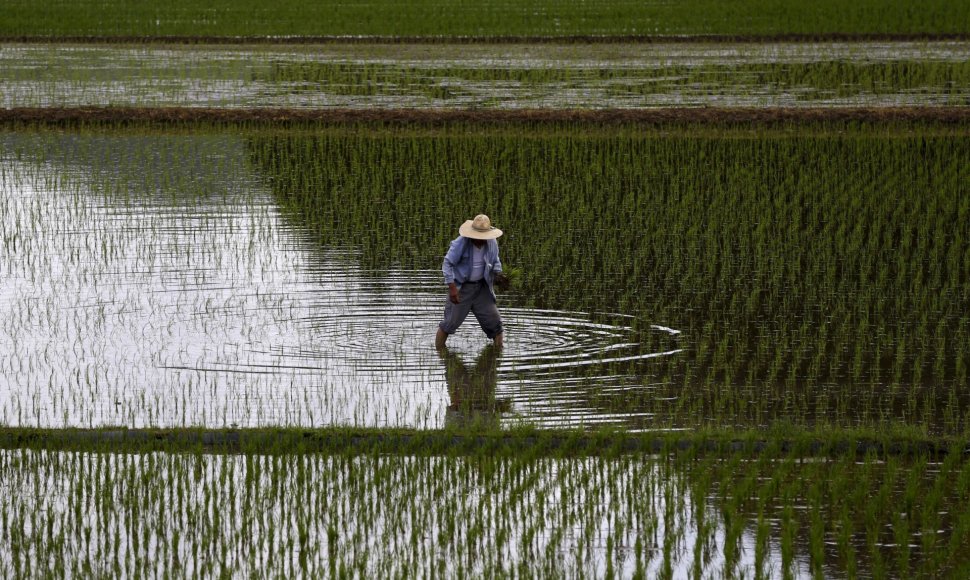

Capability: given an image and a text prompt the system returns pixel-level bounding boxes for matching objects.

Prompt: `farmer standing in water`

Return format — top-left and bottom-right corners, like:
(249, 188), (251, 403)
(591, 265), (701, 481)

(436, 214), (506, 349)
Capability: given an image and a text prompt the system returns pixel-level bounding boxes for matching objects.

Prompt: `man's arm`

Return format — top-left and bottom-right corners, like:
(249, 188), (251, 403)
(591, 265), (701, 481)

(443, 254), (456, 286)
(442, 237), (463, 285)
(443, 238), (462, 304)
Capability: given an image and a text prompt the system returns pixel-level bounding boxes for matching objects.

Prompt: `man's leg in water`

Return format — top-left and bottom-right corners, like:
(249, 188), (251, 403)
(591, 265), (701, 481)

(437, 283), (475, 348)
(471, 286), (504, 348)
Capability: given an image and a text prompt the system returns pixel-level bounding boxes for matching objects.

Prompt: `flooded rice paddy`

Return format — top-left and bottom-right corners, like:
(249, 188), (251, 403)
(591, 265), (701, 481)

(0, 449), (808, 578)
(0, 131), (681, 429)
(2, 34), (970, 577)
(2, 41), (969, 109)
(5, 448), (969, 578)
(1, 124), (967, 432)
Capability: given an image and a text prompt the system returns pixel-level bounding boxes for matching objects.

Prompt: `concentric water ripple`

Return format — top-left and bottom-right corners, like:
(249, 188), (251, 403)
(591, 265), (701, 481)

(223, 264), (684, 429)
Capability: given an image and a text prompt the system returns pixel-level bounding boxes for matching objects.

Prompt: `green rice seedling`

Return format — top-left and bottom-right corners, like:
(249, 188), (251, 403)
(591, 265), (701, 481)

(2, 0), (968, 37)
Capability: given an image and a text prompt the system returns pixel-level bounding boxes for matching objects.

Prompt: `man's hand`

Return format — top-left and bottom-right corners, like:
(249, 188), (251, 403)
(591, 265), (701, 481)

(449, 283), (460, 304)
(493, 272), (511, 291)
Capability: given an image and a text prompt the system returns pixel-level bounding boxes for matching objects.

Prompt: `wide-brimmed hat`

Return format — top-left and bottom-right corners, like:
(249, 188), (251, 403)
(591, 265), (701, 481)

(459, 214), (503, 240)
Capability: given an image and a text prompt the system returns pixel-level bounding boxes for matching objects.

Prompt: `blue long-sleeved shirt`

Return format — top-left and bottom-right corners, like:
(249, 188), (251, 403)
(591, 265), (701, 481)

(442, 236), (502, 296)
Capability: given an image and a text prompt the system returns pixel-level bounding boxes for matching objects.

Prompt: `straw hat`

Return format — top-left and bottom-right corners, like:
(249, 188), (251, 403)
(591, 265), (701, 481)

(459, 214), (503, 240)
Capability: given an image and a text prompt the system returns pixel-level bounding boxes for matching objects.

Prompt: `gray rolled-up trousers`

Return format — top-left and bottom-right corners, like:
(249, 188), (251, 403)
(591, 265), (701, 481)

(438, 279), (503, 339)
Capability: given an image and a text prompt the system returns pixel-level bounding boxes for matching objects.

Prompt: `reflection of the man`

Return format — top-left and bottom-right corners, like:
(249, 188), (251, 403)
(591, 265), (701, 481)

(437, 344), (511, 429)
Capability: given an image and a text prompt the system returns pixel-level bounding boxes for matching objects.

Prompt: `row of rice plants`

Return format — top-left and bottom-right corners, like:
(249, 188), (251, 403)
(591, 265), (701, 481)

(264, 59), (970, 104)
(249, 121), (970, 433)
(1, 445), (968, 577)
(684, 443), (970, 578)
(2, 0), (967, 37)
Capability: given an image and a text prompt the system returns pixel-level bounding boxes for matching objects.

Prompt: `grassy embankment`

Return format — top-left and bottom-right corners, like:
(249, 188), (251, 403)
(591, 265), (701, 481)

(0, 424), (966, 457)
(0, 0), (968, 38)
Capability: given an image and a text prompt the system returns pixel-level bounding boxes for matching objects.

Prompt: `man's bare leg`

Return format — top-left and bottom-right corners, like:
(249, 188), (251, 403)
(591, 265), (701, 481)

(493, 333), (503, 349)
(436, 328), (449, 349)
